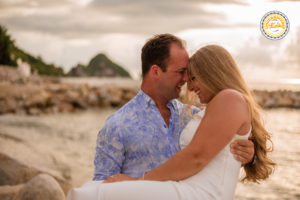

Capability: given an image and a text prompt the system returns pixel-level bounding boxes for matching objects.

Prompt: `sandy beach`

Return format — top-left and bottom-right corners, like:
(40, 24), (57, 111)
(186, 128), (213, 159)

(0, 107), (299, 199)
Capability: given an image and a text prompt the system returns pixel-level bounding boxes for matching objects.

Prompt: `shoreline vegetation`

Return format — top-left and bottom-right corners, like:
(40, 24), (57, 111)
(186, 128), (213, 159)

(0, 65), (299, 116)
(1, 25), (131, 78)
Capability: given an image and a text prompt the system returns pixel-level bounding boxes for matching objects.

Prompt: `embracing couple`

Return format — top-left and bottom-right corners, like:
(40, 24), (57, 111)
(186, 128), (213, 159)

(67, 34), (275, 200)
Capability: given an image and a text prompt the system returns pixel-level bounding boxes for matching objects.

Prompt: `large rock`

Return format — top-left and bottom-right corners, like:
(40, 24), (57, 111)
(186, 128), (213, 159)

(0, 153), (40, 185)
(0, 66), (25, 84)
(67, 64), (87, 77)
(58, 103), (75, 113)
(121, 88), (136, 103)
(13, 174), (65, 200)
(0, 153), (72, 196)
(86, 92), (99, 106)
(0, 184), (23, 200)
(24, 90), (51, 108)
(106, 86), (123, 107)
(276, 90), (294, 107)
(290, 91), (300, 107)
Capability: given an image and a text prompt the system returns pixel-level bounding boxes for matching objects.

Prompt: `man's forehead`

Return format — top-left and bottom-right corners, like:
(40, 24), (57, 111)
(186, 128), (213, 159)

(168, 65), (187, 71)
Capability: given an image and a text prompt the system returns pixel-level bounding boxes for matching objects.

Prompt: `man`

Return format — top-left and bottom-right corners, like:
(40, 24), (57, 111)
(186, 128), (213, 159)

(93, 34), (254, 181)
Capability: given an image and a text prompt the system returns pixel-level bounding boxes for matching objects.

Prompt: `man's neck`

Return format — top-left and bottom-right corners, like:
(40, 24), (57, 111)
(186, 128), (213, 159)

(141, 81), (171, 127)
(141, 81), (169, 109)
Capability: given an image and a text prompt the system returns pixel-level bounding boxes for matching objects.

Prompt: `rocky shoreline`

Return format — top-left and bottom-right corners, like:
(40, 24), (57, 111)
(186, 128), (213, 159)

(0, 153), (71, 200)
(0, 65), (299, 115)
(253, 89), (300, 108)
(0, 81), (136, 115)
(0, 66), (137, 115)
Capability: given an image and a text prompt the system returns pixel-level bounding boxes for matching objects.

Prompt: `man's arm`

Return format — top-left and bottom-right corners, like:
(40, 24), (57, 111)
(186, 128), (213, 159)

(93, 120), (125, 181)
(230, 138), (255, 165)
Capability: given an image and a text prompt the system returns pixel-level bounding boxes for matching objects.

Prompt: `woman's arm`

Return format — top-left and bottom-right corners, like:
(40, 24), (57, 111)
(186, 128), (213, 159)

(106, 89), (250, 182)
(142, 89), (250, 181)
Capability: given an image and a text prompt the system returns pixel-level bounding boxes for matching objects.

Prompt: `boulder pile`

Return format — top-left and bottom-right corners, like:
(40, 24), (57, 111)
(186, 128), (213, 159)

(0, 65), (299, 115)
(0, 65), (136, 115)
(0, 153), (72, 200)
(253, 89), (300, 108)
(0, 82), (136, 115)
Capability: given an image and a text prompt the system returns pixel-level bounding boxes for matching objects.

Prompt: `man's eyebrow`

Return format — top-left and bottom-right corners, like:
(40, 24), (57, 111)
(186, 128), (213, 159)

(178, 67), (187, 71)
(176, 66), (187, 70)
(171, 67), (186, 72)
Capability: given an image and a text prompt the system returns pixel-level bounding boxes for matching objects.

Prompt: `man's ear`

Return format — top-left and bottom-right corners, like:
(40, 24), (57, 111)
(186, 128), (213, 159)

(149, 65), (162, 80)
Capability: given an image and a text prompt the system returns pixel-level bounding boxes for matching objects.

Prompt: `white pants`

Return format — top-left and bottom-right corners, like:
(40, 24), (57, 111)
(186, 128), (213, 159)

(67, 180), (182, 200)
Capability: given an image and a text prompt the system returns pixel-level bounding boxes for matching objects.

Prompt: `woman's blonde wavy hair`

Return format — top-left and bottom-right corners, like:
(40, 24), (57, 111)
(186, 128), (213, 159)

(186, 45), (275, 183)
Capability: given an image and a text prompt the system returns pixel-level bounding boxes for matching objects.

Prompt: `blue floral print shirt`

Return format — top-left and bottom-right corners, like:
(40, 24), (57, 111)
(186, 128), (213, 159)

(93, 90), (200, 180)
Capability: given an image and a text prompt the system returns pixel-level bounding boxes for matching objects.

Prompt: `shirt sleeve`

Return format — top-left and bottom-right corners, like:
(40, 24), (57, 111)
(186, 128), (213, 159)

(93, 117), (125, 181)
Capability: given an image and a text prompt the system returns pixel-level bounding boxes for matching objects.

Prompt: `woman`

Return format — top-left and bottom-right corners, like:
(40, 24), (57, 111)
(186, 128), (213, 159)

(67, 45), (275, 200)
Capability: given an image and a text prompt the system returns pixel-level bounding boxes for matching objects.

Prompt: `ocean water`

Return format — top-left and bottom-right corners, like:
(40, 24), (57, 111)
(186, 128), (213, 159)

(235, 108), (300, 200)
(0, 108), (299, 199)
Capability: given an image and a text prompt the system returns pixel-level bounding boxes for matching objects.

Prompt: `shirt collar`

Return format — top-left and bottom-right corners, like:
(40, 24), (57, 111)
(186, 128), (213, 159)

(138, 89), (177, 110)
(137, 89), (156, 108)
(167, 99), (177, 110)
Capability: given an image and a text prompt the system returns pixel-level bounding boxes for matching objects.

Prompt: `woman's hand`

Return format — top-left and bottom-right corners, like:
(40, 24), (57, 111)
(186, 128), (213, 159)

(105, 174), (140, 183)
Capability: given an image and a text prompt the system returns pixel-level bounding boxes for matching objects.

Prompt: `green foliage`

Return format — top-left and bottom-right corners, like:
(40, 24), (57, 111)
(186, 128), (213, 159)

(13, 46), (64, 76)
(87, 53), (131, 78)
(0, 24), (64, 76)
(0, 25), (16, 66)
(69, 53), (131, 78)
(1, 24), (129, 77)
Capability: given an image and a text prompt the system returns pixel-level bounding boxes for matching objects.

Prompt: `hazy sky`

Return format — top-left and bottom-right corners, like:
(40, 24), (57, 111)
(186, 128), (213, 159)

(0, 0), (299, 80)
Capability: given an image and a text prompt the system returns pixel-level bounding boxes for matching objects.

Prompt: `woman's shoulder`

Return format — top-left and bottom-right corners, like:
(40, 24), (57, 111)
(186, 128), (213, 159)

(213, 89), (247, 106)
(206, 89), (250, 134)
(208, 89), (249, 118)
(215, 88), (244, 99)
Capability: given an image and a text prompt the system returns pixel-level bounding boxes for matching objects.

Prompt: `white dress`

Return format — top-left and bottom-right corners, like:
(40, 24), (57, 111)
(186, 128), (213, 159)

(67, 110), (251, 200)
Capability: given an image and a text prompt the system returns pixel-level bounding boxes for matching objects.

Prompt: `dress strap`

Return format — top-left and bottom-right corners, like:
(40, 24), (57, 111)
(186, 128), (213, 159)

(246, 125), (252, 137)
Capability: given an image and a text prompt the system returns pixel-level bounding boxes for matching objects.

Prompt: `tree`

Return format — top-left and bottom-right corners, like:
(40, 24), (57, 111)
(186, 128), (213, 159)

(0, 24), (64, 76)
(0, 25), (16, 66)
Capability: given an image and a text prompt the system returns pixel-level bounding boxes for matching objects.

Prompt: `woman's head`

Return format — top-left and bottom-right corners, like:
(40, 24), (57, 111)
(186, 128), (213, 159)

(187, 44), (275, 183)
(187, 45), (249, 103)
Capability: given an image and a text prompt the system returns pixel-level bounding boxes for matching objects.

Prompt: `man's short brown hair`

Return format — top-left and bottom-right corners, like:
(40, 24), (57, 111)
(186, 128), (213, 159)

(141, 33), (185, 77)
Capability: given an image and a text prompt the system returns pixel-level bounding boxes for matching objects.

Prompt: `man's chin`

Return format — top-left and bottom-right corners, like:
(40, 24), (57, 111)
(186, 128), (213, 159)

(167, 93), (179, 101)
(173, 92), (181, 99)
(176, 87), (181, 94)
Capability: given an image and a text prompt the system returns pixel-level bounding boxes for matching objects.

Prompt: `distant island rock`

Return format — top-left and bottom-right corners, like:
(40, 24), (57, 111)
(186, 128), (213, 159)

(68, 53), (131, 78)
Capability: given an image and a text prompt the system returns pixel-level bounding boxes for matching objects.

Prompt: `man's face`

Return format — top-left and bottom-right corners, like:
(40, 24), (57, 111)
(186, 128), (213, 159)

(158, 43), (189, 100)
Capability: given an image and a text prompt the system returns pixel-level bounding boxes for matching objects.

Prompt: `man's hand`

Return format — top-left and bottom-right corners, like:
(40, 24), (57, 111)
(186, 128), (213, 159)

(105, 174), (139, 183)
(230, 139), (255, 165)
